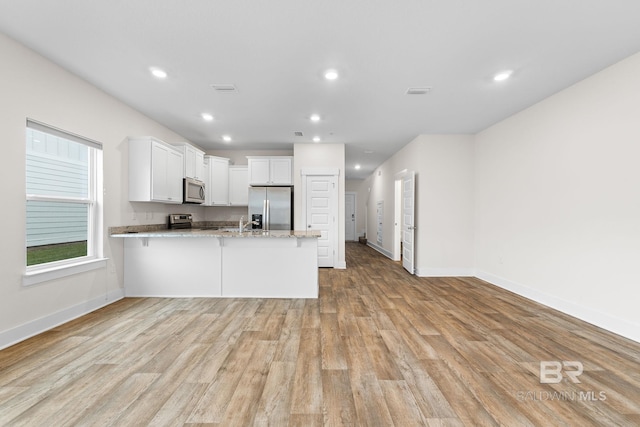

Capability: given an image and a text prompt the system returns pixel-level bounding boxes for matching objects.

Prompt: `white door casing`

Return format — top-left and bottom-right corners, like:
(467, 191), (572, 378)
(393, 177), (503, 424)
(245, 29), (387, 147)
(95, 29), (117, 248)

(401, 170), (415, 274)
(393, 179), (402, 261)
(304, 174), (338, 267)
(345, 192), (356, 241)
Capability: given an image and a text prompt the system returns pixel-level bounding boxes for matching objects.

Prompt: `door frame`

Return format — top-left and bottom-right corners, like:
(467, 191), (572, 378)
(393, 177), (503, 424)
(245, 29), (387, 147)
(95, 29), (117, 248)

(345, 191), (357, 242)
(395, 169), (416, 275)
(301, 168), (340, 268)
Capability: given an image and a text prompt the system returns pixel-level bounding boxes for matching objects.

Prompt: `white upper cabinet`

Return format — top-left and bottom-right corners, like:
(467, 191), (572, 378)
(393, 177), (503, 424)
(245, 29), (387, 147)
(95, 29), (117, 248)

(248, 157), (270, 184)
(166, 148), (184, 202)
(228, 165), (248, 206)
(247, 156), (292, 185)
(205, 155), (230, 206)
(270, 157), (293, 184)
(129, 136), (184, 204)
(174, 142), (205, 181)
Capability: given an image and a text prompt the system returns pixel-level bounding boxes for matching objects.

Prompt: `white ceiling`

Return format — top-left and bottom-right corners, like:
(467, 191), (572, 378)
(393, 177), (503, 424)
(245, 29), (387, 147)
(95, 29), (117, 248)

(2, 1), (640, 179)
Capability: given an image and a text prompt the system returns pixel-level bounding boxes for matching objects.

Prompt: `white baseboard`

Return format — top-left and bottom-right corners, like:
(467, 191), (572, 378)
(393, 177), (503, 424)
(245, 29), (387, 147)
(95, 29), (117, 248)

(366, 242), (394, 259)
(416, 267), (475, 277)
(334, 261), (347, 269)
(476, 271), (640, 344)
(0, 288), (124, 350)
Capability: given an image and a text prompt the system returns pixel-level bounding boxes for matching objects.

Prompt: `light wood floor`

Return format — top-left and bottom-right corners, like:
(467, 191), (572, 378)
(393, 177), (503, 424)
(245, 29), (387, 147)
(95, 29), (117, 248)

(1, 243), (639, 426)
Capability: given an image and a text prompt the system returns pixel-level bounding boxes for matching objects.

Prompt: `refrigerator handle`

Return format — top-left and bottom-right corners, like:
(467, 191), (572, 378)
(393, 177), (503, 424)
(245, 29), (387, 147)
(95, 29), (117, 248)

(263, 200), (268, 231)
(265, 199), (270, 230)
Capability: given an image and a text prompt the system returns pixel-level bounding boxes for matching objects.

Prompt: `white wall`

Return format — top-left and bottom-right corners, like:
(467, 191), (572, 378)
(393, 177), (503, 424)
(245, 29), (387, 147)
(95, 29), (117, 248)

(365, 135), (475, 275)
(475, 53), (640, 341)
(293, 143), (346, 268)
(0, 33), (190, 348)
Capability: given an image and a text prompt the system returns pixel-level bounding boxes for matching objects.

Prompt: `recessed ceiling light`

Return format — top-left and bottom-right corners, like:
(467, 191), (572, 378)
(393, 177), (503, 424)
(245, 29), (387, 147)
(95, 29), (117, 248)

(355, 164), (361, 170)
(222, 135), (232, 142)
(493, 70), (513, 82)
(312, 136), (321, 143)
(150, 67), (167, 79)
(364, 150), (374, 154)
(324, 69), (339, 80)
(310, 114), (321, 122)
(201, 113), (214, 122)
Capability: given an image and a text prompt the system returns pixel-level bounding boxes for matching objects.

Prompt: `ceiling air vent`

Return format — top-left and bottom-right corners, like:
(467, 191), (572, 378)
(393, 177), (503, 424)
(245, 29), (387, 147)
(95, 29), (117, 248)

(211, 84), (238, 93)
(294, 131), (304, 137)
(405, 87), (432, 95)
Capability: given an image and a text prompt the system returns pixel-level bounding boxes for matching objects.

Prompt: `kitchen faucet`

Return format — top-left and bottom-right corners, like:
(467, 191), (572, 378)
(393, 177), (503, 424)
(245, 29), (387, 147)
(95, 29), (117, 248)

(239, 216), (260, 232)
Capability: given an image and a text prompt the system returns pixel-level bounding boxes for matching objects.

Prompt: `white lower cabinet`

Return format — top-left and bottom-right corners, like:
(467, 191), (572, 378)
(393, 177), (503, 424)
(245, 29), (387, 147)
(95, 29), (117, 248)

(124, 238), (222, 297)
(121, 235), (318, 298)
(221, 237), (318, 298)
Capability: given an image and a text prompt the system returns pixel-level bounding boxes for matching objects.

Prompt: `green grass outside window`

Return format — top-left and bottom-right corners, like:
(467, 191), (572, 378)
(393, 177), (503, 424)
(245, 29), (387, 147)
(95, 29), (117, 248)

(27, 241), (88, 266)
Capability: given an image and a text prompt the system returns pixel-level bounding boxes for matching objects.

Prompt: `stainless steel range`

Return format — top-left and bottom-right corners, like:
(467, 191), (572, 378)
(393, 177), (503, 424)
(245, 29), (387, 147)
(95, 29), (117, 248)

(168, 213), (193, 229)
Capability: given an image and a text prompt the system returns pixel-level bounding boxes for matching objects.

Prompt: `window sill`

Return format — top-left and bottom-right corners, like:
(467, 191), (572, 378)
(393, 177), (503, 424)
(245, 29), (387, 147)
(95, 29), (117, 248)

(23, 258), (108, 287)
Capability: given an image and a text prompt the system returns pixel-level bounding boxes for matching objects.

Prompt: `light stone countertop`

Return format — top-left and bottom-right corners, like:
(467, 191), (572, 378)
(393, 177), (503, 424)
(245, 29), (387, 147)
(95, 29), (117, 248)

(110, 228), (321, 238)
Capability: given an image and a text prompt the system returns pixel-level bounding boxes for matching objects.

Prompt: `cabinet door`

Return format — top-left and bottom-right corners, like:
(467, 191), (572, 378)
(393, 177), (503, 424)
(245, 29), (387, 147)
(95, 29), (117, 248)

(130, 137), (183, 203)
(270, 157), (292, 185)
(202, 160), (211, 205)
(167, 149), (184, 203)
(248, 158), (270, 185)
(209, 157), (229, 205)
(229, 166), (248, 206)
(179, 144), (205, 180)
(194, 151), (205, 181)
(151, 142), (169, 201)
(183, 145), (196, 179)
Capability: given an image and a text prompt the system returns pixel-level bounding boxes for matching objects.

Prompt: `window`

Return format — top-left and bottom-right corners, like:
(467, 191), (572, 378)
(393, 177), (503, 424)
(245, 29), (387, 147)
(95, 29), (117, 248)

(24, 119), (104, 284)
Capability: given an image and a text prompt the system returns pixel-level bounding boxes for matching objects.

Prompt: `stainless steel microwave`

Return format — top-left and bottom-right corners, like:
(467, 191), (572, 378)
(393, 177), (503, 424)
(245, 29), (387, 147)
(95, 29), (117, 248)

(183, 177), (205, 204)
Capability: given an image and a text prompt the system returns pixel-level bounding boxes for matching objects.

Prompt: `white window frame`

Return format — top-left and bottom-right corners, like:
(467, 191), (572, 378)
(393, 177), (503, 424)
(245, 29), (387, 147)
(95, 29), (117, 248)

(23, 119), (106, 286)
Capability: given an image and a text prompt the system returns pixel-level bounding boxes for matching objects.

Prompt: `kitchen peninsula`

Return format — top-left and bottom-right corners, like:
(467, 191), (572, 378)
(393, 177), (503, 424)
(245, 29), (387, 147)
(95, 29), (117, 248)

(111, 227), (320, 298)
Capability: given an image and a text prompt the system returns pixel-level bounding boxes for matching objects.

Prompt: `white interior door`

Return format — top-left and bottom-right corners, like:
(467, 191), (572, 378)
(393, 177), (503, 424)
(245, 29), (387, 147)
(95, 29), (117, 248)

(345, 192), (356, 241)
(306, 175), (337, 267)
(393, 179), (402, 261)
(402, 171), (415, 274)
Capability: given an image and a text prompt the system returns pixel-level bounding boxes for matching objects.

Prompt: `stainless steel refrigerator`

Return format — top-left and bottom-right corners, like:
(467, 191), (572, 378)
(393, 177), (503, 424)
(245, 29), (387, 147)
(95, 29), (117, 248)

(248, 187), (293, 230)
